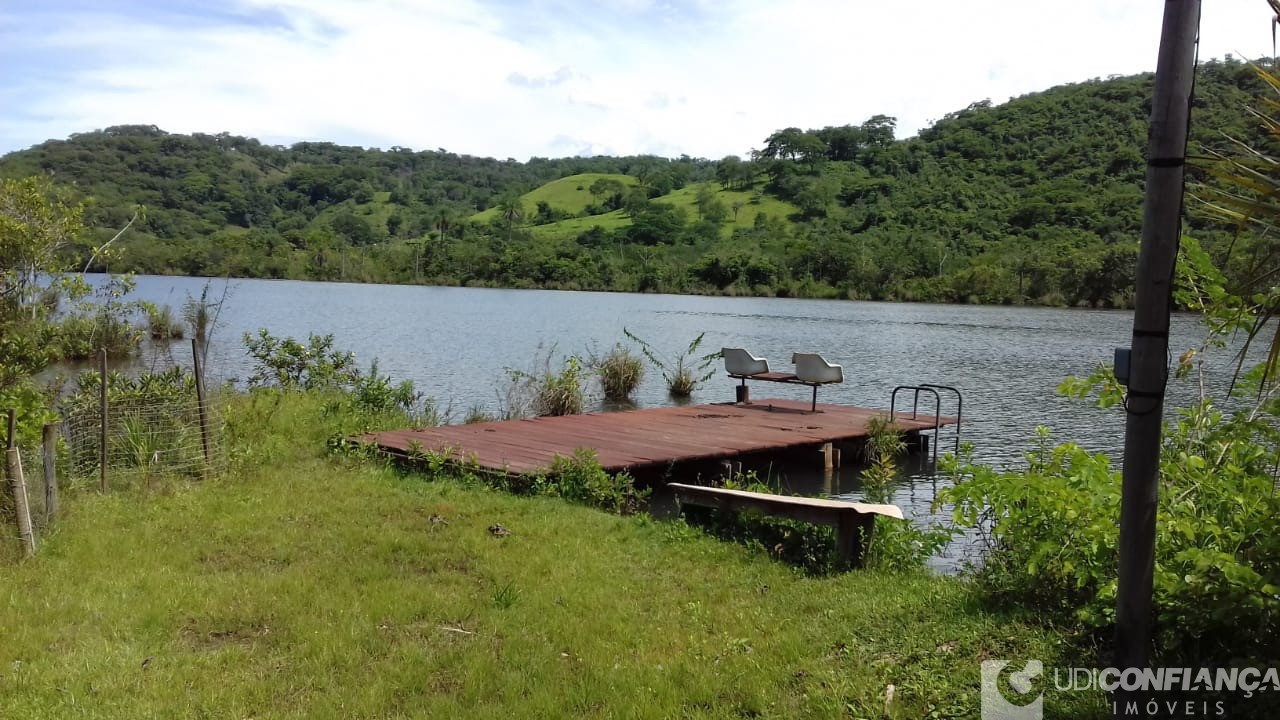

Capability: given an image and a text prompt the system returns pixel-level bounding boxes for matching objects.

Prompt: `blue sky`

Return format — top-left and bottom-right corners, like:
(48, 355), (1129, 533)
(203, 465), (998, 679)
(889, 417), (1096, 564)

(0, 0), (1274, 159)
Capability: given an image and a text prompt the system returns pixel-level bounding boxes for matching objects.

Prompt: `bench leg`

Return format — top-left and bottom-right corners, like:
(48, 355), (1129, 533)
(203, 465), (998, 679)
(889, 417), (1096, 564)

(811, 385), (818, 412)
(835, 512), (875, 569)
(736, 382), (750, 404)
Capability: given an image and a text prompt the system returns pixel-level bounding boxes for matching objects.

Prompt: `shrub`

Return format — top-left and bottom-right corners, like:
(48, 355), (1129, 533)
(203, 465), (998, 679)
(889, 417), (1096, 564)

(940, 410), (1280, 665)
(184, 280), (229, 344)
(860, 416), (952, 572)
(935, 238), (1280, 666)
(548, 448), (649, 514)
(593, 343), (644, 401)
(243, 329), (360, 390)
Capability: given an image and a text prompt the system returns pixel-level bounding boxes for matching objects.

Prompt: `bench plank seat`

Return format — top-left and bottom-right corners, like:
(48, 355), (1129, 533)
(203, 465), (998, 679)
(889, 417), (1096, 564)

(668, 482), (903, 568)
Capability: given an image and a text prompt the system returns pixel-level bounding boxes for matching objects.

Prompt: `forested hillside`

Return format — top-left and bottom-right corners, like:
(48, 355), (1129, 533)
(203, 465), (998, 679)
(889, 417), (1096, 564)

(0, 57), (1268, 305)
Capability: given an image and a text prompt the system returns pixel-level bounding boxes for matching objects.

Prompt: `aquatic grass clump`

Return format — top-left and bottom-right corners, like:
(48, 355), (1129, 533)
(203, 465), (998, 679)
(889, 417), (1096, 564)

(624, 328), (720, 398)
(503, 346), (589, 417)
(464, 405), (496, 424)
(594, 343), (644, 400)
(183, 280), (230, 344)
(145, 303), (185, 340)
(532, 356), (586, 416)
(55, 312), (143, 359)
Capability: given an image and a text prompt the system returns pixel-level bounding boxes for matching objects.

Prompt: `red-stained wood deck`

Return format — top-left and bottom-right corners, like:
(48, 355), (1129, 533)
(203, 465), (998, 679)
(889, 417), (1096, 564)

(364, 398), (958, 476)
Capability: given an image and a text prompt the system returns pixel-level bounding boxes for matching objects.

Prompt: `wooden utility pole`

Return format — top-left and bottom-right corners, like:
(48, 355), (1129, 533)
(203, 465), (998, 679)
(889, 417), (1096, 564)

(1116, 0), (1200, 686)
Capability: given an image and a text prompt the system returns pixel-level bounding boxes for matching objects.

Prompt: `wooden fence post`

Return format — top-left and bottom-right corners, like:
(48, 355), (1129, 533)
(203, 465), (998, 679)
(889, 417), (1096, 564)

(42, 423), (58, 522)
(5, 409), (36, 557)
(99, 349), (108, 492)
(192, 339), (211, 470)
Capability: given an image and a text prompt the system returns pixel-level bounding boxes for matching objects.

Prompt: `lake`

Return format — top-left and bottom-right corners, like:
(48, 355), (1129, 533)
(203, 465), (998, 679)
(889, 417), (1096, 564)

(105, 274), (1230, 568)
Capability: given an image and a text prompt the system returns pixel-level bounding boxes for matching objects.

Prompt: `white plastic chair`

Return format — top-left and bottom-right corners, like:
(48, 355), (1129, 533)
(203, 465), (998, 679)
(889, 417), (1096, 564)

(792, 353), (843, 410)
(722, 347), (770, 377)
(792, 353), (844, 384)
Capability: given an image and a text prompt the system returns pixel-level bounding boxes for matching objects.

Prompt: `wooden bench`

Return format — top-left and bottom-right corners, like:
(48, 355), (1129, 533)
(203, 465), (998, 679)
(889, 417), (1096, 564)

(668, 483), (903, 569)
(722, 349), (844, 411)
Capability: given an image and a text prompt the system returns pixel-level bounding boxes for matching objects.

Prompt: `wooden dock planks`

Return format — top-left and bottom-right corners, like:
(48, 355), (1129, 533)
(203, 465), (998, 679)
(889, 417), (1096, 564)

(363, 398), (958, 476)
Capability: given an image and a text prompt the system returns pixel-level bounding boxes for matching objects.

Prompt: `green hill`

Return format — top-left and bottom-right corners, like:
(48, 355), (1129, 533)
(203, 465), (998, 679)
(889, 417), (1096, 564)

(0, 57), (1269, 303)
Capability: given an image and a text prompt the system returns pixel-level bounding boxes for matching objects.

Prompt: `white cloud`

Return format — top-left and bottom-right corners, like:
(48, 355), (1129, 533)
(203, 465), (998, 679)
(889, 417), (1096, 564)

(0, 0), (1274, 159)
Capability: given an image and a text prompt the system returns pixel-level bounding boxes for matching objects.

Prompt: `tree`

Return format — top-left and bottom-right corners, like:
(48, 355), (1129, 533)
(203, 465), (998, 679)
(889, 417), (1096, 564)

(715, 156), (743, 189)
(0, 176), (83, 309)
(498, 196), (525, 242)
(331, 212), (375, 246)
(860, 114), (898, 146)
(0, 177), (101, 446)
(621, 188), (650, 218)
(589, 177), (625, 200)
(386, 212), (404, 237)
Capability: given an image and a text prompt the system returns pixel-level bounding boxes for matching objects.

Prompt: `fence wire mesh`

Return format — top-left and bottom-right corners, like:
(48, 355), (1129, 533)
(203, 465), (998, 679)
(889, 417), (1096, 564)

(61, 370), (225, 488)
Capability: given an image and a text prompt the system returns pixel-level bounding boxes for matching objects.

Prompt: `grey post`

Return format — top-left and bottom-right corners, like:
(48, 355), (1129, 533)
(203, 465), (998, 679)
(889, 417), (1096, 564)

(1116, 0), (1200, 695)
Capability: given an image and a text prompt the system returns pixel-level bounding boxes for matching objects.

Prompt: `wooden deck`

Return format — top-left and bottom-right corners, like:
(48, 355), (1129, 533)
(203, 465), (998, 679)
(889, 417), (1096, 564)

(364, 398), (958, 476)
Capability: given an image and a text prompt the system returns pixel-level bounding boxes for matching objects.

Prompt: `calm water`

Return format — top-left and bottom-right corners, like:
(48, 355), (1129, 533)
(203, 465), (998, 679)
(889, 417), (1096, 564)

(103, 275), (1231, 568)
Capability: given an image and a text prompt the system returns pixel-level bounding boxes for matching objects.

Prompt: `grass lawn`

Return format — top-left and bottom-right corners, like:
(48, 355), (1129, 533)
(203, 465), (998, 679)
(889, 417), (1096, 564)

(0, 395), (1104, 718)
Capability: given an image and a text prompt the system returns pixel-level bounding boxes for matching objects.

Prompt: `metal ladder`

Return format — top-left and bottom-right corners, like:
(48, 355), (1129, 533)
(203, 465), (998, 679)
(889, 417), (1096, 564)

(888, 384), (963, 464)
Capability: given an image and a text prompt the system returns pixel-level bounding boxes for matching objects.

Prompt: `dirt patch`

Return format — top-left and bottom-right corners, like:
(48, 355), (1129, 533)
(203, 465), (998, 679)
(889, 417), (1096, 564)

(180, 618), (274, 650)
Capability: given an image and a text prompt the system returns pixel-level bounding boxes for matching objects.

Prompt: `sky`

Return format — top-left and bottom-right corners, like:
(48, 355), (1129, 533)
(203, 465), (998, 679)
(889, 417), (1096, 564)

(0, 0), (1275, 161)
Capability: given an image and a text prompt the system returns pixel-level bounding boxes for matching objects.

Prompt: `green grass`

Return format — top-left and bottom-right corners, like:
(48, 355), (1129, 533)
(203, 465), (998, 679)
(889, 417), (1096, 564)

(527, 209), (630, 238)
(476, 177), (802, 241)
(0, 393), (1104, 718)
(656, 181), (799, 232)
(306, 190), (397, 236)
(472, 173), (638, 223)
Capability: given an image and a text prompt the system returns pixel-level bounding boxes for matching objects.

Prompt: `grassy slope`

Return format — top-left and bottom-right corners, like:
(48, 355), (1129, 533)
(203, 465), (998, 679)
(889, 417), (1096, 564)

(471, 175), (801, 241)
(0, 394), (1102, 719)
(307, 190), (397, 235)
(473, 173), (638, 223)
(656, 182), (797, 230)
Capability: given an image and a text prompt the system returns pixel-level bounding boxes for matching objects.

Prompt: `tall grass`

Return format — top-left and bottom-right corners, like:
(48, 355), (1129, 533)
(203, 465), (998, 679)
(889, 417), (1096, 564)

(592, 343), (644, 401)
(503, 347), (589, 417)
(55, 312), (142, 359)
(183, 279), (230, 349)
(144, 303), (185, 340)
(532, 356), (586, 416)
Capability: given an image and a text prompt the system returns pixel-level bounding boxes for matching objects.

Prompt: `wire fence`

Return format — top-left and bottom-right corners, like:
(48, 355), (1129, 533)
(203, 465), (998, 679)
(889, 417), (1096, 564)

(3, 344), (224, 559)
(63, 389), (225, 488)
(1, 422), (57, 555)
